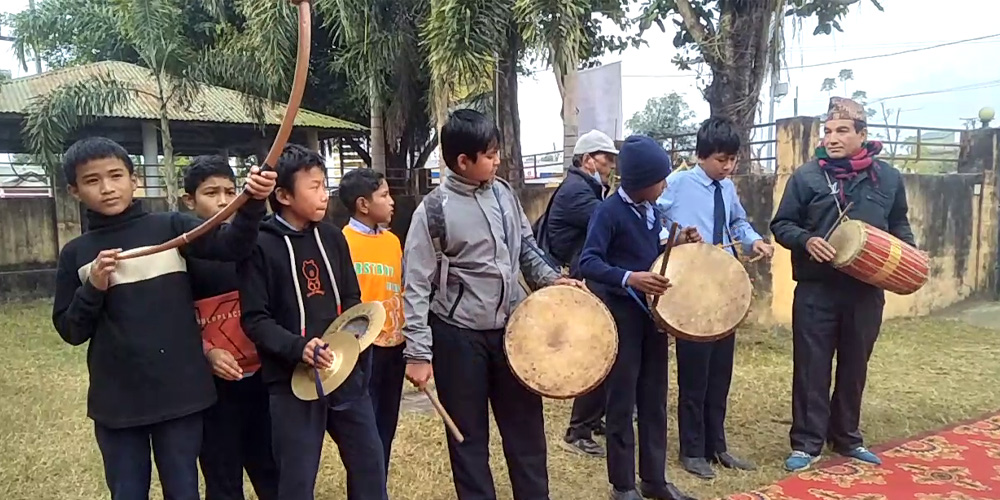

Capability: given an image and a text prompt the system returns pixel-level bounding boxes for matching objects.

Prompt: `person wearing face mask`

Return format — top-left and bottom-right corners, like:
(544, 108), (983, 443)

(771, 97), (917, 473)
(534, 129), (618, 458)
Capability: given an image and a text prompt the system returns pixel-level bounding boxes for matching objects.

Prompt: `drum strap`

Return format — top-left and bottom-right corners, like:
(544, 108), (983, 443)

(625, 287), (656, 321)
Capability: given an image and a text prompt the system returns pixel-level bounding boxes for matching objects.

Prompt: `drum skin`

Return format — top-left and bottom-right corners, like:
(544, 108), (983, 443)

(648, 243), (752, 342)
(504, 285), (618, 399)
(828, 220), (929, 295)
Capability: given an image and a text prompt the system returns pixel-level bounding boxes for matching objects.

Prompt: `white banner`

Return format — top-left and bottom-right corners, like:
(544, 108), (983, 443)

(576, 62), (623, 141)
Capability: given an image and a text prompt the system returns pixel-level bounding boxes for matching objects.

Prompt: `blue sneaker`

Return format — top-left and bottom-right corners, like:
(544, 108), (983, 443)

(842, 446), (881, 465)
(784, 451), (820, 472)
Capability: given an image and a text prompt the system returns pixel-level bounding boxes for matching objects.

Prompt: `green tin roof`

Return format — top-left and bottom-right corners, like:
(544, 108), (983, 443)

(0, 60), (366, 132)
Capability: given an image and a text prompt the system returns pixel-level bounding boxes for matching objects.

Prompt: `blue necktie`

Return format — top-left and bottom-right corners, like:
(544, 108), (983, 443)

(712, 180), (725, 245)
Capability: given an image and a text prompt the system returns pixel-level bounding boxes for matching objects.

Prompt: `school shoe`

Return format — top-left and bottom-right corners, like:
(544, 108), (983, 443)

(712, 452), (757, 471)
(609, 488), (643, 500)
(560, 434), (606, 457)
(680, 456), (715, 479)
(841, 446), (881, 465)
(784, 450), (820, 472)
(638, 481), (697, 500)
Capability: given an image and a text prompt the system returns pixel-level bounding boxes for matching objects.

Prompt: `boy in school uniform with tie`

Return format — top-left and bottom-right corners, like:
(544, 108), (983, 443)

(579, 135), (699, 500)
(656, 117), (773, 479)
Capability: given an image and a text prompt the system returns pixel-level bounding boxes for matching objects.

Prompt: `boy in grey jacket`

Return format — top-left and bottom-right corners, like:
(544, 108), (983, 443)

(402, 109), (581, 500)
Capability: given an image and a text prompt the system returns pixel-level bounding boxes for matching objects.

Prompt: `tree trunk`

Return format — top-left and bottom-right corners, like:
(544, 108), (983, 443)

(496, 25), (524, 187)
(555, 62), (579, 170)
(155, 73), (178, 211)
(370, 90), (387, 174)
(159, 112), (178, 211)
(688, 1), (777, 174)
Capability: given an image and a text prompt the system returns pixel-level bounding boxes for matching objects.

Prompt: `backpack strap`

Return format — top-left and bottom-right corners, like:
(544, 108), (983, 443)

(423, 189), (448, 296)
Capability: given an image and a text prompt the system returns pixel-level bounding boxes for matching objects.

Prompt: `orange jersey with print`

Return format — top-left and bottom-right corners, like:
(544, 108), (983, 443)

(342, 226), (405, 347)
(195, 290), (261, 373)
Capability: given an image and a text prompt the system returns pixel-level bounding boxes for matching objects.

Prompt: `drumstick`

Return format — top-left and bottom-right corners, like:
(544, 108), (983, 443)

(422, 387), (465, 443)
(823, 201), (855, 241)
(652, 222), (680, 309)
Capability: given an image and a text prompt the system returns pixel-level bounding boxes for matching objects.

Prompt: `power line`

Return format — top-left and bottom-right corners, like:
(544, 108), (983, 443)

(615, 33), (1000, 79)
(867, 79), (1000, 105)
(785, 33), (1000, 70)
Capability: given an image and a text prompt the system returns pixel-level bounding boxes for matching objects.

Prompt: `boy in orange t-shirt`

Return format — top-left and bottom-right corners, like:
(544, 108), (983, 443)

(338, 168), (405, 474)
(182, 157), (279, 500)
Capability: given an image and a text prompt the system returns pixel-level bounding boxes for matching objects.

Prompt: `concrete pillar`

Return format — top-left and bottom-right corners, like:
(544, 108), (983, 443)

(141, 121), (161, 196)
(958, 128), (999, 173)
(775, 116), (821, 175)
(306, 129), (320, 152)
(51, 170), (81, 250)
(769, 116), (821, 326)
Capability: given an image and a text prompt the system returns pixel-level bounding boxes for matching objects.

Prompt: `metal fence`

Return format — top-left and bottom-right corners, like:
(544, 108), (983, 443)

(0, 122), (972, 198)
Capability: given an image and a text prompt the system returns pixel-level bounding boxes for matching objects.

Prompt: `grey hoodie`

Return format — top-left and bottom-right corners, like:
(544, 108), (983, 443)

(402, 172), (560, 362)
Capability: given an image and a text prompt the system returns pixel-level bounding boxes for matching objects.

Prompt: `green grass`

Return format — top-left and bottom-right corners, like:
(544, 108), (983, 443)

(2, 299), (999, 500)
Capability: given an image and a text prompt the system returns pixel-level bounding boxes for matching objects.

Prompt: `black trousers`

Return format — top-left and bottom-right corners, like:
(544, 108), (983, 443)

(368, 343), (406, 472)
(676, 333), (735, 458)
(566, 383), (606, 440)
(602, 294), (668, 491)
(269, 392), (387, 500)
(94, 411), (203, 500)
(200, 374), (279, 500)
(430, 314), (549, 500)
(790, 280), (884, 456)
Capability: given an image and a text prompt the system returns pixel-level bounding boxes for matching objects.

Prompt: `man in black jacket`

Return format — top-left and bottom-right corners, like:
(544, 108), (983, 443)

(770, 97), (917, 473)
(536, 129), (617, 457)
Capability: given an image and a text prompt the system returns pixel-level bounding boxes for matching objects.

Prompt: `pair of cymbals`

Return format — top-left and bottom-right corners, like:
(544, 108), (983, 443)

(290, 302), (387, 401)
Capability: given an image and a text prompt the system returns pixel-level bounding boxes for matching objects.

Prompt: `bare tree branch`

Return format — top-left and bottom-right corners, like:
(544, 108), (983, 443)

(675, 0), (722, 67)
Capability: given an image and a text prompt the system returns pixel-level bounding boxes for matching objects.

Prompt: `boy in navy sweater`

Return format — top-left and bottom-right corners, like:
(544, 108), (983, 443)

(579, 135), (699, 500)
(182, 157), (279, 500)
(52, 137), (275, 500)
(238, 144), (387, 500)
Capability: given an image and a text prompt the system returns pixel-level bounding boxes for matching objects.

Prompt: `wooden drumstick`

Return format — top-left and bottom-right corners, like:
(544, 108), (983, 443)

(652, 222), (681, 309)
(822, 201), (854, 241)
(422, 387), (465, 443)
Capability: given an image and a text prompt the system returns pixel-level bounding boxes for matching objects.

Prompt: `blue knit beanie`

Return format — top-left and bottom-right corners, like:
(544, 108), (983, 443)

(618, 135), (672, 192)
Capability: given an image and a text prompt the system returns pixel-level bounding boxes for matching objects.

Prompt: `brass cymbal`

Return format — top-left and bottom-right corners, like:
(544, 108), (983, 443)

(327, 301), (387, 352)
(290, 327), (360, 401)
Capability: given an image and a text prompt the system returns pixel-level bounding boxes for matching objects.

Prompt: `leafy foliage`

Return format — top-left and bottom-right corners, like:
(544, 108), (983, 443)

(21, 74), (135, 170)
(625, 92), (698, 142)
(634, 0), (885, 172)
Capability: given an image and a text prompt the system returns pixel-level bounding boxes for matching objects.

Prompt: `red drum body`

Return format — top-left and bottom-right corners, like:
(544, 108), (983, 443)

(828, 220), (929, 295)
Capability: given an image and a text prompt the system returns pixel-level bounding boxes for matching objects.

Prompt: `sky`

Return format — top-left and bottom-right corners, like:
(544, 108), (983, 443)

(2, 0), (998, 156)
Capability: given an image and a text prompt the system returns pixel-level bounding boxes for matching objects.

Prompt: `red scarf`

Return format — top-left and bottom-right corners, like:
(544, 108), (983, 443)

(816, 141), (883, 202)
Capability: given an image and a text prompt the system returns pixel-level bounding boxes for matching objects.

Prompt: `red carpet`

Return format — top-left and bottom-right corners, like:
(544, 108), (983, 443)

(725, 413), (1000, 500)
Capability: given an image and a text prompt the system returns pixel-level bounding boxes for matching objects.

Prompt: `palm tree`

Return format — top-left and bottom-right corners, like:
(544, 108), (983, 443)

(423, 0), (514, 179)
(12, 0), (202, 209)
(8, 0), (297, 210)
(516, 0), (590, 168)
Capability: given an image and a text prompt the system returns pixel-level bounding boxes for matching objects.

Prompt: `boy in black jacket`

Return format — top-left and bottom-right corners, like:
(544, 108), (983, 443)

(52, 137), (275, 500)
(182, 157), (279, 500)
(239, 144), (387, 500)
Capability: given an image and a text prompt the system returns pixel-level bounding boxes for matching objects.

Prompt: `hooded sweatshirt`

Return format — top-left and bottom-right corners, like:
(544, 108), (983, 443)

(401, 174), (560, 363)
(238, 215), (366, 407)
(52, 198), (265, 429)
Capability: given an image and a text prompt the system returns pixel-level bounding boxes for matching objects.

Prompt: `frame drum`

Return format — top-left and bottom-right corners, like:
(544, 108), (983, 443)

(504, 285), (618, 399)
(649, 242), (752, 342)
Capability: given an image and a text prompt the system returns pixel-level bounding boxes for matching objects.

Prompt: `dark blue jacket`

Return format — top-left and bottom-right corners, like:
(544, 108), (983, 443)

(578, 192), (665, 298)
(537, 167), (606, 277)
